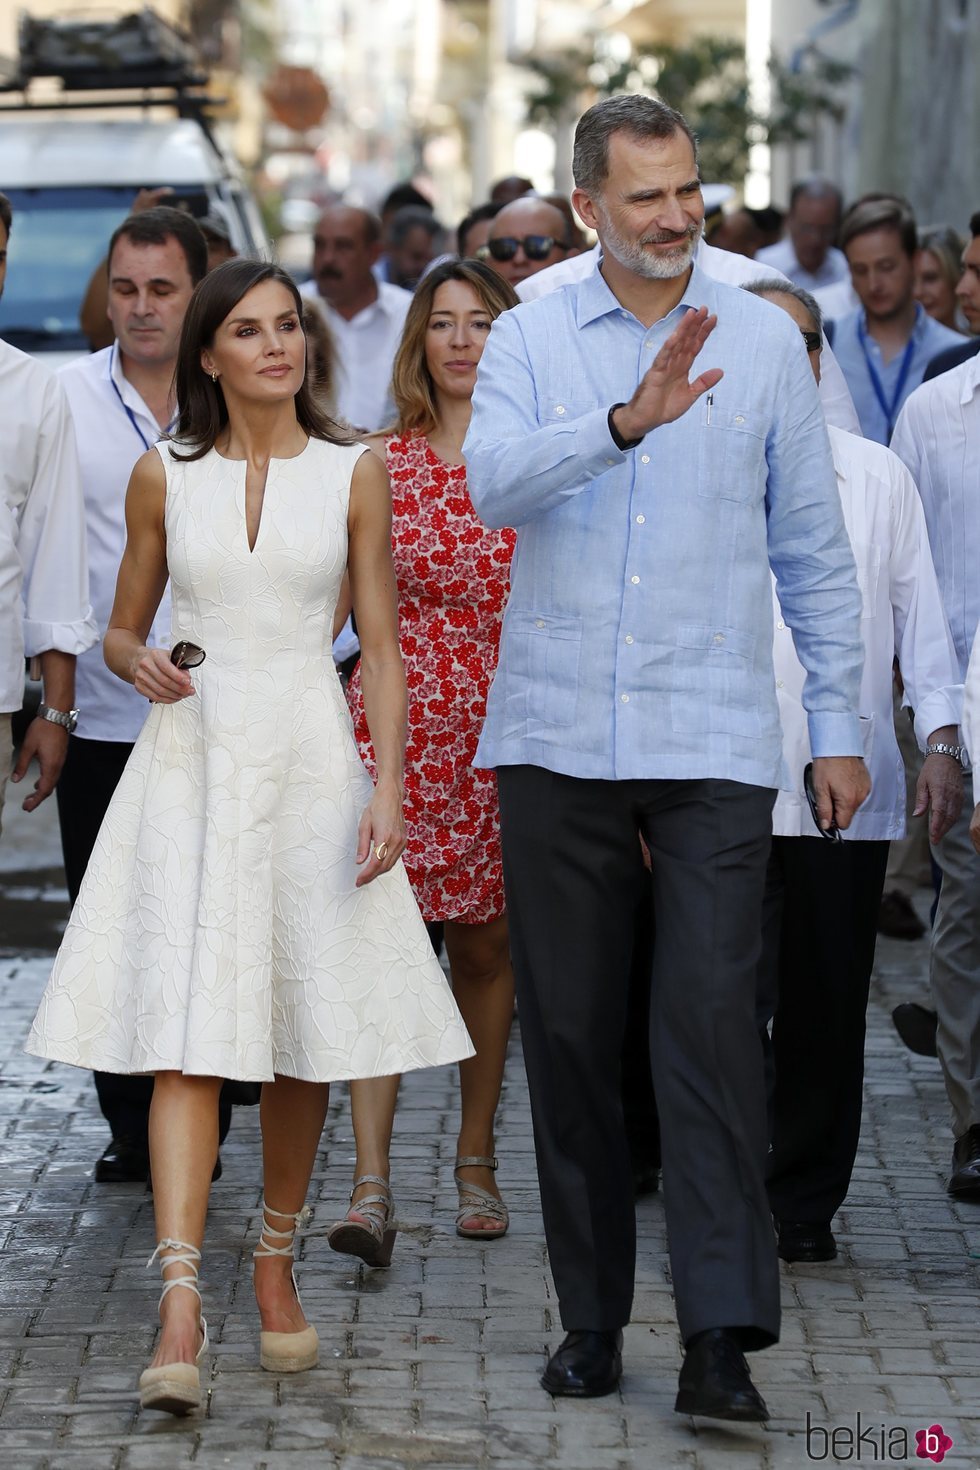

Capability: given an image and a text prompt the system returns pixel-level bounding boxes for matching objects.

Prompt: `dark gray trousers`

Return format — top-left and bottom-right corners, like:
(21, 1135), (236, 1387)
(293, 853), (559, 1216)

(496, 766), (780, 1350)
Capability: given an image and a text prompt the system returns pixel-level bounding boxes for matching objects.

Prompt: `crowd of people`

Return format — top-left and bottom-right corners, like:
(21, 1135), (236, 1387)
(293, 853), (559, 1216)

(2, 89), (980, 1429)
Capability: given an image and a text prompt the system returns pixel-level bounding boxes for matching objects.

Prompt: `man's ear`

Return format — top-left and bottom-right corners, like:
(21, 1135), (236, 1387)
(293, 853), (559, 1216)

(571, 188), (598, 234)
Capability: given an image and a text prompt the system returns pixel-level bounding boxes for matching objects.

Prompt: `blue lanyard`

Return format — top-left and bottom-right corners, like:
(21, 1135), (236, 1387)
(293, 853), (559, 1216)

(857, 316), (916, 442)
(109, 346), (175, 450)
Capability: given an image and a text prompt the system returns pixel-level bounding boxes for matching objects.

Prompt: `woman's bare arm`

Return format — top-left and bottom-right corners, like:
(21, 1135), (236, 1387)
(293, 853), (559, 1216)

(347, 448), (406, 886)
(103, 450), (194, 704)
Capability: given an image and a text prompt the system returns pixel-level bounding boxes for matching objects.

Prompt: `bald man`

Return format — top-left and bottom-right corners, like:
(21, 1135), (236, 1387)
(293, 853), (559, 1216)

(485, 196), (578, 289)
(299, 204), (410, 430)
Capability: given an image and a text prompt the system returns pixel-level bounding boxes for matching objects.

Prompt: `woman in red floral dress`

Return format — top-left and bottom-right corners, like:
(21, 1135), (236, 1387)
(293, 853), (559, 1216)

(331, 261), (520, 1259)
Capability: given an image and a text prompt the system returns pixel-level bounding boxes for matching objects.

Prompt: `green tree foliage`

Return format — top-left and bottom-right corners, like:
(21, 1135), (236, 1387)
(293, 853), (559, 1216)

(524, 36), (853, 185)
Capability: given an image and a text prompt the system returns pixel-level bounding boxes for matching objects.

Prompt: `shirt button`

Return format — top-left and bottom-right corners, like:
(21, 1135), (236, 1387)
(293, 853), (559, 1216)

(606, 459), (616, 466)
(630, 575), (640, 585)
(535, 619), (545, 629)
(777, 619), (785, 630)
(641, 454), (650, 464)
(776, 679), (785, 689)
(713, 633), (725, 644)
(644, 339), (652, 349)
(625, 634), (634, 645)
(620, 693), (630, 703)
(635, 514), (645, 524)
(734, 414), (745, 424)
(555, 405), (566, 415)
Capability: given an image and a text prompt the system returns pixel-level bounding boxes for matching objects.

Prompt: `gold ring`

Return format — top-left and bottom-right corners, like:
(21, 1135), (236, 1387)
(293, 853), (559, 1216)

(374, 842), (388, 862)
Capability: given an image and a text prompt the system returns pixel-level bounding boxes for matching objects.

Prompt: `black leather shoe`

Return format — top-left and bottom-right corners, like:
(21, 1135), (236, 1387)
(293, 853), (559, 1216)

(675, 1328), (769, 1421)
(891, 1002), (939, 1058)
(776, 1220), (837, 1263)
(877, 890), (926, 940)
(948, 1125), (980, 1199)
(94, 1137), (150, 1183)
(541, 1329), (623, 1397)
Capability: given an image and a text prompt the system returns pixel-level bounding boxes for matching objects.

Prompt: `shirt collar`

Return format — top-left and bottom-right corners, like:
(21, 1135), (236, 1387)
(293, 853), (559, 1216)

(107, 341), (162, 428)
(960, 348), (980, 405)
(573, 251), (717, 329)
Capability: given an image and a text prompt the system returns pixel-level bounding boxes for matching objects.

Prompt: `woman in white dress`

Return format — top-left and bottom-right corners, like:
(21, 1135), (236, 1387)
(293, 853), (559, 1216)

(26, 260), (472, 1415)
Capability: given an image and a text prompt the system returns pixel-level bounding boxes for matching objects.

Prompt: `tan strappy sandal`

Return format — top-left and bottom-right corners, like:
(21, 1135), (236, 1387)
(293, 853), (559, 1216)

(139, 1239), (208, 1415)
(326, 1174), (397, 1267)
(254, 1200), (319, 1373)
(454, 1155), (510, 1240)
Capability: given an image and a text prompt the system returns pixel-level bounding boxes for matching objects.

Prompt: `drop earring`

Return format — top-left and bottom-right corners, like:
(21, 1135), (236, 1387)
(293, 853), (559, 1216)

(210, 371), (217, 384)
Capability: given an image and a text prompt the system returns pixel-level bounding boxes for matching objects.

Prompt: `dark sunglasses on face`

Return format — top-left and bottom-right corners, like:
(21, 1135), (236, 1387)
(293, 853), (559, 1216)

(486, 234), (569, 263)
(170, 640), (206, 671)
(801, 329), (822, 353)
(803, 761), (841, 842)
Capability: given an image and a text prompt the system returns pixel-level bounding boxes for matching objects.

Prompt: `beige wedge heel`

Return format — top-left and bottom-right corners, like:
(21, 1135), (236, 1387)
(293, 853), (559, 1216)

(254, 1200), (319, 1373)
(138, 1239), (208, 1415)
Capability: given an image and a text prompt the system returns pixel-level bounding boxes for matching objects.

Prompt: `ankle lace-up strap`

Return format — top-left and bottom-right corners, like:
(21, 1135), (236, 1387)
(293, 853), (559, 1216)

(146, 1239), (202, 1304)
(254, 1200), (312, 1259)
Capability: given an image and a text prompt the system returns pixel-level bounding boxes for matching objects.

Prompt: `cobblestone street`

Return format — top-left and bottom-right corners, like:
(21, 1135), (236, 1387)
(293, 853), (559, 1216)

(1, 791), (979, 1470)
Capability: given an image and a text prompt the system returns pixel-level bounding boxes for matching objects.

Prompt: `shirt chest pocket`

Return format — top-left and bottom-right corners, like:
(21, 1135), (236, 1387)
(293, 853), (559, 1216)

(851, 539), (881, 620)
(698, 408), (767, 505)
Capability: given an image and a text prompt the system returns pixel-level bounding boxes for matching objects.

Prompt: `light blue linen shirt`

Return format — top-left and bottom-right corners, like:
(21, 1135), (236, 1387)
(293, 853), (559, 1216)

(465, 261), (864, 787)
(830, 303), (962, 445)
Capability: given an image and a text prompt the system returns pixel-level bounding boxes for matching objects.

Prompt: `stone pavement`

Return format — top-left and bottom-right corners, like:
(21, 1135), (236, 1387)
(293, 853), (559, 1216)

(1, 793), (979, 1470)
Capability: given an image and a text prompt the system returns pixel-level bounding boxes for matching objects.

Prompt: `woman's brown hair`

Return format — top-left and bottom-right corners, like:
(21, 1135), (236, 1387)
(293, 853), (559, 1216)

(389, 260), (518, 437)
(170, 259), (353, 460)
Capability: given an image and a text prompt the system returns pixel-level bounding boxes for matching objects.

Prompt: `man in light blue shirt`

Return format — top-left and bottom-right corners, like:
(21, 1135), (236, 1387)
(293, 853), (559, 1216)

(830, 195), (962, 444)
(465, 95), (869, 1419)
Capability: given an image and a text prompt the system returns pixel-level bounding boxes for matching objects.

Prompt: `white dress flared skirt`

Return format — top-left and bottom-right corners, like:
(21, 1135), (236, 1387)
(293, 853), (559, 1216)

(26, 437), (474, 1082)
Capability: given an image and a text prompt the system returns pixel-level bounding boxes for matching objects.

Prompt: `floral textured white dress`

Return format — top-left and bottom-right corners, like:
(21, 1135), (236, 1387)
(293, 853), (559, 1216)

(27, 437), (474, 1083)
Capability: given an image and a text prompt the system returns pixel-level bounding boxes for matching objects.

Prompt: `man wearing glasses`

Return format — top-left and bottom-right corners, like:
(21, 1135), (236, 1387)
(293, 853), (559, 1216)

(483, 195), (580, 290)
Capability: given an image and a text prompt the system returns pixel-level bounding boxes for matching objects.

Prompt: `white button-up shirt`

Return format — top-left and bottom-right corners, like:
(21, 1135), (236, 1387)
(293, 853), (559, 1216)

(890, 351), (980, 679)
(0, 341), (98, 713)
(517, 241), (862, 435)
(755, 237), (851, 293)
(58, 344), (171, 743)
(773, 424), (962, 839)
(299, 279), (411, 431)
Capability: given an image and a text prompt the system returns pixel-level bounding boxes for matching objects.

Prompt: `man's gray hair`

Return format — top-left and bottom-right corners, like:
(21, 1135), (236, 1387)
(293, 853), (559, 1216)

(788, 176), (843, 217)
(572, 94), (699, 194)
(742, 278), (823, 334)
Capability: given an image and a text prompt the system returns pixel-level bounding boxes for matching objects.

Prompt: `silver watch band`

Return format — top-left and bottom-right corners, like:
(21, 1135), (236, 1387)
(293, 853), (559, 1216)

(38, 704), (78, 733)
(925, 741), (966, 767)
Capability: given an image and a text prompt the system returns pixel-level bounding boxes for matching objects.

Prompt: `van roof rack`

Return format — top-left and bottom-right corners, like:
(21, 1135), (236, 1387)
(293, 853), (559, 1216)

(0, 8), (223, 139)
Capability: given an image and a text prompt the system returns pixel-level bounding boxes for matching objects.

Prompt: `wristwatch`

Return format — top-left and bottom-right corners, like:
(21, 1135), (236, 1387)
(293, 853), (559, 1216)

(38, 704), (79, 734)
(925, 741), (967, 766)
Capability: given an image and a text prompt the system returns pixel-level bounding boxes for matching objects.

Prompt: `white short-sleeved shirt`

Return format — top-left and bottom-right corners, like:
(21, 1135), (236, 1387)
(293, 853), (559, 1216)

(0, 341), (97, 712)
(299, 280), (411, 431)
(59, 344), (172, 743)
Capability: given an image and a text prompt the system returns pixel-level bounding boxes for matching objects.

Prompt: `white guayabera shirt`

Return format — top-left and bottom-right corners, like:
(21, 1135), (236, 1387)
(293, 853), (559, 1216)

(0, 339), (97, 713)
(772, 425), (962, 839)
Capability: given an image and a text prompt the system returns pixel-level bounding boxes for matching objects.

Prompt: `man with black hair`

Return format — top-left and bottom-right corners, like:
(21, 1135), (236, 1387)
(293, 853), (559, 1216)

(55, 206), (233, 1181)
(376, 204), (443, 290)
(925, 209), (980, 381)
(457, 202), (501, 260)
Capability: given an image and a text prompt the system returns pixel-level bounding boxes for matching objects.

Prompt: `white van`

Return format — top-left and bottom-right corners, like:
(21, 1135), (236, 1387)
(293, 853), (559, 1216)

(0, 14), (269, 366)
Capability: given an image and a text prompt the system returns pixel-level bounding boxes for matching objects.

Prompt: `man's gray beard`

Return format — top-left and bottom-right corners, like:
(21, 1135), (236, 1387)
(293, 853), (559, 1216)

(599, 212), (700, 280)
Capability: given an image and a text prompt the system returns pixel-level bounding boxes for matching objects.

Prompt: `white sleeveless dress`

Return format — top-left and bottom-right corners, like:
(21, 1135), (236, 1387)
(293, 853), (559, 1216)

(26, 437), (474, 1082)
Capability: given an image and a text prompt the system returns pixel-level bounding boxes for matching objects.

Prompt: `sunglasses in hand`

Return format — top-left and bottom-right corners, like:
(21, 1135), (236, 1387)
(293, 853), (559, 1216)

(803, 762), (842, 842)
(170, 640), (206, 671)
(485, 234), (569, 263)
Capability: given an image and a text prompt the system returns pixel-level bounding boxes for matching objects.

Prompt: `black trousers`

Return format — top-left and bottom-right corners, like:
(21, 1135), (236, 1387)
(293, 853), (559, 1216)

(57, 736), (232, 1148)
(757, 835), (889, 1224)
(497, 766), (779, 1349)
